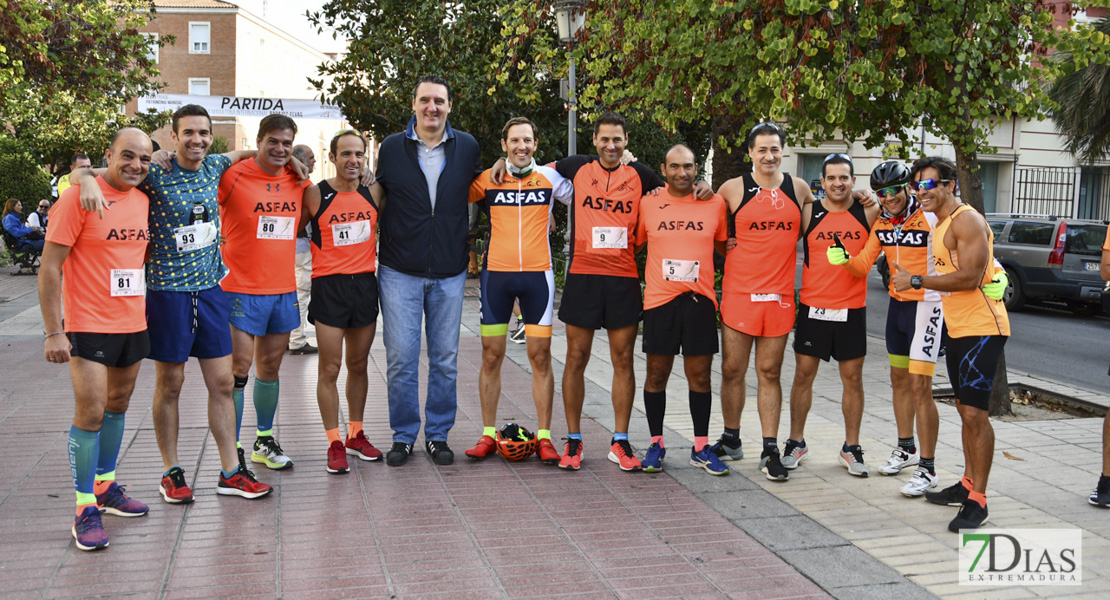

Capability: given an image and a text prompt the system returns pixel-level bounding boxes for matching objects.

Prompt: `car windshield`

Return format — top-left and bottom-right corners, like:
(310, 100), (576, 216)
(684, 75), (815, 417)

(1065, 223), (1107, 257)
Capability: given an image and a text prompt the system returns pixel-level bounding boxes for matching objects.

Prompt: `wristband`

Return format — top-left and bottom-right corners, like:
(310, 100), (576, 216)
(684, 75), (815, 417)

(44, 331), (64, 339)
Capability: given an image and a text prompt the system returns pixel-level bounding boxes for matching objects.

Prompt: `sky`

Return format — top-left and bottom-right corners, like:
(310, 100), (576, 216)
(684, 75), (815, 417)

(225, 0), (345, 54)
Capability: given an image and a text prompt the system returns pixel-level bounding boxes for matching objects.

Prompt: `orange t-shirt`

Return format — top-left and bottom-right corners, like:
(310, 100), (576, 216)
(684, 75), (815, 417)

(46, 177), (150, 333)
(801, 199), (870, 309)
(934, 205), (1010, 337)
(723, 174), (802, 296)
(218, 159), (309, 294)
(310, 180), (378, 278)
(636, 189), (728, 310)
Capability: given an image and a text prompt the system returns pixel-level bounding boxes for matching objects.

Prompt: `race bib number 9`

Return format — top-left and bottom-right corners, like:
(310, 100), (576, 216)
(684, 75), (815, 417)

(809, 306), (848, 322)
(332, 220), (372, 247)
(174, 222), (217, 252)
(110, 269), (144, 297)
(592, 226), (627, 249)
(663, 259), (699, 282)
(257, 216), (295, 240)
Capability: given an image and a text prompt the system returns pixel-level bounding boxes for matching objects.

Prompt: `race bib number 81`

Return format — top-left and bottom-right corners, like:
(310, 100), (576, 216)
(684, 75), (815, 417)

(592, 226), (627, 249)
(110, 269), (144, 297)
(257, 216), (295, 240)
(663, 259), (699, 282)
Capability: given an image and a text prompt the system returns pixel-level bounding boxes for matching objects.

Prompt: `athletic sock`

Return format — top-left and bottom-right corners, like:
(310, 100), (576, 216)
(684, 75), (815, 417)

(348, 421), (363, 438)
(763, 437), (778, 452)
(233, 375), (248, 442)
(93, 476), (114, 496)
(920, 456), (935, 474)
(1101, 474), (1110, 486)
(220, 467), (237, 479)
(253, 378), (280, 435)
(898, 436), (917, 454)
(612, 432), (628, 442)
(644, 390), (666, 438)
(651, 435), (665, 448)
(722, 427), (740, 446)
(688, 390), (711, 440)
(787, 438), (805, 448)
(843, 442), (862, 453)
(537, 429), (552, 441)
(483, 426), (496, 439)
(968, 490), (987, 508)
(694, 436), (709, 452)
(69, 426), (99, 513)
(567, 432), (582, 441)
(163, 466), (182, 478)
(960, 476), (975, 491)
(95, 410), (125, 483)
(326, 428), (341, 444)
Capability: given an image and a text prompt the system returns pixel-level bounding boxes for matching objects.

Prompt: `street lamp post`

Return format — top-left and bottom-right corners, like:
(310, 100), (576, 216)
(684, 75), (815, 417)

(555, 0), (586, 157)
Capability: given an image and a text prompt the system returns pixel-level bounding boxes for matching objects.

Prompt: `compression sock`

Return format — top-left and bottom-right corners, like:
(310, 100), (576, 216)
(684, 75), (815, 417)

(69, 426), (99, 515)
(920, 456), (935, 475)
(689, 390), (711, 439)
(898, 436), (917, 455)
(567, 432), (583, 441)
(644, 390), (666, 438)
(326, 428), (341, 444)
(483, 426), (496, 439)
(253, 378), (280, 436)
(233, 375), (248, 442)
(348, 421), (363, 439)
(968, 490), (987, 508)
(95, 410), (125, 486)
(537, 429), (552, 441)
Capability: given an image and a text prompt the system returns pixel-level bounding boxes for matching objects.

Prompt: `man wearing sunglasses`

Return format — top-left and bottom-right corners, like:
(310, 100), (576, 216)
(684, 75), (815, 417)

(892, 156), (1010, 532)
(790, 153), (881, 478)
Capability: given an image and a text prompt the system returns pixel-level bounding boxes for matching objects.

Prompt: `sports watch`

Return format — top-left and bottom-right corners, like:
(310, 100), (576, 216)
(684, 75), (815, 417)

(910, 275), (923, 290)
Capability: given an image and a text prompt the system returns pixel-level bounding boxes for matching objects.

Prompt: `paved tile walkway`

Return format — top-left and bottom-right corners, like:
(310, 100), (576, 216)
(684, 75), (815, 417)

(0, 266), (1107, 599)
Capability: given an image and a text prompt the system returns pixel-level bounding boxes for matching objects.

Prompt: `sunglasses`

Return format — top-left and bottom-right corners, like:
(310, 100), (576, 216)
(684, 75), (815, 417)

(333, 128), (362, 139)
(909, 178), (952, 192)
(749, 122), (783, 135)
(823, 152), (851, 163)
(876, 183), (908, 198)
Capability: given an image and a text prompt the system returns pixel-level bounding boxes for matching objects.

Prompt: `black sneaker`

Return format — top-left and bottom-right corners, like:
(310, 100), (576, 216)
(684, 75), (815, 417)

(425, 440), (454, 465)
(709, 436), (744, 461)
(926, 481), (969, 506)
(948, 499), (989, 532)
(759, 448), (789, 481)
(1090, 476), (1110, 507)
(386, 442), (413, 466)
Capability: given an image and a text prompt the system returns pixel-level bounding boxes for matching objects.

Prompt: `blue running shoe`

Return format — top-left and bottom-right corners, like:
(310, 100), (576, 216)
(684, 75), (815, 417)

(642, 443), (666, 473)
(96, 482), (149, 517)
(72, 506), (109, 551)
(690, 446), (730, 476)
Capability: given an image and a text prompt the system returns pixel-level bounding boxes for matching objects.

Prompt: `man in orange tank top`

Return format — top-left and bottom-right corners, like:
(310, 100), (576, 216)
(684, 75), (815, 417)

(893, 156), (1010, 531)
(790, 154), (880, 479)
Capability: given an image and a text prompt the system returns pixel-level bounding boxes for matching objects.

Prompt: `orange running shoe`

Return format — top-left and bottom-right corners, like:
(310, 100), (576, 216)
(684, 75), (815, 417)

(465, 435), (497, 460)
(536, 438), (560, 464)
(558, 438), (583, 471)
(608, 438), (642, 471)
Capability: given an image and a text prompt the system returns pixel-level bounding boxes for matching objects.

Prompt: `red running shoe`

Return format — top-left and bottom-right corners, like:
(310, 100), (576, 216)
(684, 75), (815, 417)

(558, 438), (583, 471)
(217, 465), (272, 499)
(608, 438), (642, 471)
(536, 438), (560, 464)
(160, 466), (194, 504)
(465, 435), (497, 459)
(345, 431), (382, 461)
(327, 440), (349, 474)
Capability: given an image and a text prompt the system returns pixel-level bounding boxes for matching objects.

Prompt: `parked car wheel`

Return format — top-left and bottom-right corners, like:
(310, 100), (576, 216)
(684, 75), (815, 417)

(1003, 266), (1026, 311)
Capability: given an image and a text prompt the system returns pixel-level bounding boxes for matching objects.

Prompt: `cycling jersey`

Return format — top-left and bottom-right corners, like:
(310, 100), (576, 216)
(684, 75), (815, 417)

(309, 180), (378, 278)
(801, 199), (870, 309)
(469, 165), (572, 272)
(723, 173), (802, 296)
(635, 188), (728, 310)
(218, 159), (309, 294)
(934, 205), (1009, 338)
(46, 177), (149, 333)
(844, 201), (940, 302)
(556, 155), (664, 278)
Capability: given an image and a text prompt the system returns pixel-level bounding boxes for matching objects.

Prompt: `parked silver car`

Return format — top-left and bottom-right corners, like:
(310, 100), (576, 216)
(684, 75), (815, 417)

(985, 214), (1107, 315)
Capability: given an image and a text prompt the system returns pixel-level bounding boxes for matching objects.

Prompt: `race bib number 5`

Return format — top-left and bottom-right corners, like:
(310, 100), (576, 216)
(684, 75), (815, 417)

(257, 216), (295, 240)
(332, 220), (372, 247)
(663, 259), (699, 282)
(174, 222), (217, 252)
(592, 226), (626, 249)
(809, 306), (848, 322)
(110, 269), (144, 297)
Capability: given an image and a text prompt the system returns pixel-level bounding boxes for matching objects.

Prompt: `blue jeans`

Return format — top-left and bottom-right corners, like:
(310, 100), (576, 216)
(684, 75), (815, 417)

(378, 264), (466, 444)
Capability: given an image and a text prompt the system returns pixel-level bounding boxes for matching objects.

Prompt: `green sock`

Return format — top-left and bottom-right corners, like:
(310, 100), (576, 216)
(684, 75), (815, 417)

(537, 429), (552, 441)
(69, 426), (99, 506)
(254, 378), (279, 434)
(483, 426), (496, 438)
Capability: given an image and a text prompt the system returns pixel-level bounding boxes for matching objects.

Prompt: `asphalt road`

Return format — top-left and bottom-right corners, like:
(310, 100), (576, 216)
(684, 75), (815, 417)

(861, 268), (1110, 395)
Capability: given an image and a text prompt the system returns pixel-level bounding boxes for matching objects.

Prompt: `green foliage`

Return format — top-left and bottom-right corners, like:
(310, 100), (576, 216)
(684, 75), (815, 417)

(209, 136), (230, 156)
(0, 1), (168, 167)
(1049, 17), (1110, 164)
(0, 137), (52, 208)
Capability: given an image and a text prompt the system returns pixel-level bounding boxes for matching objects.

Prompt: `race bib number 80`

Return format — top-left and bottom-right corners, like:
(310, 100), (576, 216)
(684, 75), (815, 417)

(110, 269), (144, 297)
(663, 259), (699, 282)
(257, 216), (295, 240)
(592, 226), (627, 249)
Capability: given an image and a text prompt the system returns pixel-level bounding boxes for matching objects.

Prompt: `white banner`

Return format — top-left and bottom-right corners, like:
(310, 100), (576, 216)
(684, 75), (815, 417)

(137, 94), (344, 120)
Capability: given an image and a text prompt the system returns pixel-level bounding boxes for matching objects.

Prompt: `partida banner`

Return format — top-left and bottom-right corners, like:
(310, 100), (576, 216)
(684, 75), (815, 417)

(138, 94), (344, 120)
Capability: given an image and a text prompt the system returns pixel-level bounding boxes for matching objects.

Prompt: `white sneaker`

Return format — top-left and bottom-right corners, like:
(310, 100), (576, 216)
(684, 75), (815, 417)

(878, 447), (920, 475)
(901, 468), (939, 497)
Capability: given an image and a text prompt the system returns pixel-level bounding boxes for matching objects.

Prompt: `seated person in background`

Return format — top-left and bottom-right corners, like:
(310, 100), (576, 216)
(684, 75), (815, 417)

(3, 199), (45, 253)
(28, 199), (50, 233)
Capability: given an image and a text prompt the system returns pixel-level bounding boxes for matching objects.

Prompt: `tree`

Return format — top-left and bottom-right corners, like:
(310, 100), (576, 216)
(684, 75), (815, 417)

(0, 136), (52, 207)
(0, 1), (168, 168)
(1049, 17), (1110, 163)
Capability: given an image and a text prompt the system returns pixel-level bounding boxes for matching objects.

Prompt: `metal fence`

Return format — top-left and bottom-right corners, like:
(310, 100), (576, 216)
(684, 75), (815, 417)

(1012, 166), (1110, 220)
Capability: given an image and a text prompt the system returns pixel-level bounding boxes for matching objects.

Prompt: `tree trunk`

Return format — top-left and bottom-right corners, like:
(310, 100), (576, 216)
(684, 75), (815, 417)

(954, 147), (1012, 417)
(710, 113), (751, 190)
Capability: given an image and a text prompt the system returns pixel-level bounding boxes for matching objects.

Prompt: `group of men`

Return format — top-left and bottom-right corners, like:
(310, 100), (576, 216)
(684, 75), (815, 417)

(38, 73), (1106, 554)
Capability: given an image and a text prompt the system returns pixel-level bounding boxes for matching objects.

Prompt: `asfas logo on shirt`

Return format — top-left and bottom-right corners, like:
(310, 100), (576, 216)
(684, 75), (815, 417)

(581, 196), (633, 213)
(328, 211), (375, 224)
(491, 190), (550, 205)
(106, 228), (149, 241)
(253, 201), (297, 213)
(749, 221), (794, 231)
(657, 220), (705, 231)
(813, 230), (863, 241)
(877, 229), (927, 246)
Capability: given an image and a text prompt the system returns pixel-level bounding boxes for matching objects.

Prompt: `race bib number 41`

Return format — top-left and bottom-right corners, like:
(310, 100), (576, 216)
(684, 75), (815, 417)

(809, 306), (848, 322)
(332, 220), (372, 247)
(110, 269), (144, 297)
(257, 216), (295, 240)
(663, 259), (699, 282)
(592, 226), (627, 249)
(174, 222), (217, 252)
